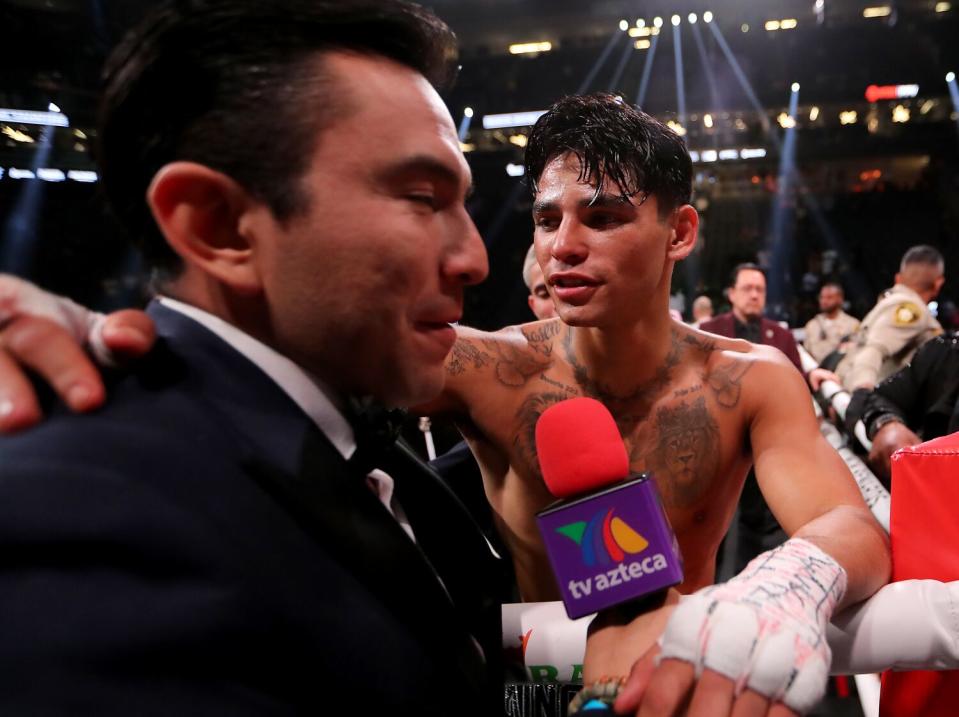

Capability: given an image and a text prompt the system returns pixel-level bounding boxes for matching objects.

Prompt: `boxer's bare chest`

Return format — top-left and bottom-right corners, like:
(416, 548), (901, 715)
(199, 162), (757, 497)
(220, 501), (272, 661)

(455, 324), (753, 518)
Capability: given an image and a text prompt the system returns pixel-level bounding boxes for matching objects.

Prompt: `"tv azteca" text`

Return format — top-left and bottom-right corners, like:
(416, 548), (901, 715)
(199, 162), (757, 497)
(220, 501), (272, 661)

(567, 553), (669, 599)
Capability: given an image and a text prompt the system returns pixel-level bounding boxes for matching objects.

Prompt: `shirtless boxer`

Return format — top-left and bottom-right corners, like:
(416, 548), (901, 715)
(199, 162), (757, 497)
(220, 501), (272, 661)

(0, 94), (889, 715)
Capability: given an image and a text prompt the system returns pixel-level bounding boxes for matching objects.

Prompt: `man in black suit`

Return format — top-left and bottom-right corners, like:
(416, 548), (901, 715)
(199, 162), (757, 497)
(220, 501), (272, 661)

(0, 1), (504, 713)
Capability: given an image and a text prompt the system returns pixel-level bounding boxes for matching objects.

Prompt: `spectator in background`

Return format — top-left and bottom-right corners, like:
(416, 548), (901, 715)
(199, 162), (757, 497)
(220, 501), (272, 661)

(804, 282), (860, 365)
(521, 243), (557, 320)
(837, 245), (944, 392)
(700, 263), (803, 372)
(690, 294), (713, 328)
(862, 331), (959, 483)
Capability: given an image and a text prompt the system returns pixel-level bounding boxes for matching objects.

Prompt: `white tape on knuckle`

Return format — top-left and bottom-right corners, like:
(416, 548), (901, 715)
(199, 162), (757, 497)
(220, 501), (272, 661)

(782, 655), (829, 715)
(744, 629), (796, 699)
(658, 595), (712, 672)
(701, 602), (759, 681)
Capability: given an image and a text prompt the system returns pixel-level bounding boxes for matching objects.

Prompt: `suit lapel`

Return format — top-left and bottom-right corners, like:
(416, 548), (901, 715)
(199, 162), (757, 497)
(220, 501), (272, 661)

(247, 428), (489, 693)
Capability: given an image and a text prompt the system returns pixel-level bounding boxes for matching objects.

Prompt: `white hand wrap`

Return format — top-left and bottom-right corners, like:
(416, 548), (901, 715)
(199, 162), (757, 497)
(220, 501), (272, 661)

(658, 538), (847, 714)
(0, 274), (115, 366)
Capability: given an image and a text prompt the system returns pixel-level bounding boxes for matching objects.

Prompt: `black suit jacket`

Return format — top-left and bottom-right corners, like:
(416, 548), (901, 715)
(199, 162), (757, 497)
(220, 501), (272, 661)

(0, 303), (503, 715)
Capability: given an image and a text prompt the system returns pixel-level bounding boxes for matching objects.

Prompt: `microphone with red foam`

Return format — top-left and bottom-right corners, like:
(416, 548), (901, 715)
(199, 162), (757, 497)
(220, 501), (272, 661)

(535, 397), (683, 619)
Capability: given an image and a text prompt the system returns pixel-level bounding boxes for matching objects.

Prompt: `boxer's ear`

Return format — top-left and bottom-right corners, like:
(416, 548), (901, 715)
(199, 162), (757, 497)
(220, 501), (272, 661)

(667, 205), (698, 261)
(147, 161), (263, 295)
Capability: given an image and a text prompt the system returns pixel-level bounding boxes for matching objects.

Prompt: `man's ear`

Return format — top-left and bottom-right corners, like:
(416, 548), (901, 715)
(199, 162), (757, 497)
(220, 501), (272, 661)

(147, 162), (263, 295)
(667, 204), (699, 261)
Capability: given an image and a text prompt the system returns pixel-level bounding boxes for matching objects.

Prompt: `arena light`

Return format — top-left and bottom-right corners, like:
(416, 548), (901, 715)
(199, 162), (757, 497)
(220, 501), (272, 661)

(67, 170), (98, 183)
(688, 13), (697, 24)
(666, 119), (687, 136)
(505, 163), (525, 177)
(688, 150), (700, 162)
(718, 149), (739, 160)
(671, 14), (681, 26)
(629, 26), (653, 37)
(765, 19), (781, 30)
(509, 41), (552, 55)
(780, 19), (798, 29)
(703, 113), (714, 128)
(459, 142), (475, 152)
(809, 106), (820, 121)
(464, 107), (474, 118)
(634, 39), (651, 50)
(73, 128), (86, 139)
(839, 110), (858, 125)
(703, 11), (713, 23)
(791, 82), (800, 92)
(740, 148), (767, 159)
(508, 133), (528, 147)
(701, 149), (718, 162)
(0, 108), (69, 128)
(482, 110), (546, 129)
(619, 19), (629, 31)
(862, 6), (892, 18)
(948, 71), (956, 82)
(1, 126), (34, 143)
(865, 83), (919, 102)
(777, 112), (796, 129)
(653, 16), (664, 28)
(936, 2), (951, 11)
(892, 104), (910, 123)
(37, 168), (65, 182)
(741, 23), (749, 32)
(8, 168), (35, 180)
(920, 99), (935, 114)
(636, 18), (645, 27)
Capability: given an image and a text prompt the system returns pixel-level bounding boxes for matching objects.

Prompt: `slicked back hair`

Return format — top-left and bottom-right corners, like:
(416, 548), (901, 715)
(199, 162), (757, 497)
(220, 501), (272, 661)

(524, 93), (692, 218)
(97, 0), (458, 278)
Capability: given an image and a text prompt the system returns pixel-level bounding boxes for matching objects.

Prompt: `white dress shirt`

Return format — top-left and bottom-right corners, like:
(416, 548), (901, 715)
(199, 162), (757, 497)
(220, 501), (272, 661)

(157, 297), (416, 542)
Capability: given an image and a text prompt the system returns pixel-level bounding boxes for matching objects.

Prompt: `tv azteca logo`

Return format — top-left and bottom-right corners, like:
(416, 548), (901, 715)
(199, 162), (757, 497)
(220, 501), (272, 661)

(556, 508), (668, 599)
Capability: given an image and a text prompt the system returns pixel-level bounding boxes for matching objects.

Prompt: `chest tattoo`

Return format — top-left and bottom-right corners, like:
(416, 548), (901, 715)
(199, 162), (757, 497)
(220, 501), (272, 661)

(647, 396), (720, 507)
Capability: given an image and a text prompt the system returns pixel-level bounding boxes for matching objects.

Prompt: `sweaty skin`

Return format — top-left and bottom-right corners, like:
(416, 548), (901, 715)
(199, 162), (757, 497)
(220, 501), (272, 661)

(432, 319), (760, 603)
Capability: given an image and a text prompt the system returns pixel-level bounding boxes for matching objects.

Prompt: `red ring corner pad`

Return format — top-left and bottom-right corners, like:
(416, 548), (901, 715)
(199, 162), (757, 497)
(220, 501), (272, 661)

(881, 431), (959, 717)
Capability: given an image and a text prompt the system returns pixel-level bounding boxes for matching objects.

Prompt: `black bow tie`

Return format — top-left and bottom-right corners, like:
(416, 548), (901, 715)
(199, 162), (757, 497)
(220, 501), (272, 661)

(345, 397), (407, 476)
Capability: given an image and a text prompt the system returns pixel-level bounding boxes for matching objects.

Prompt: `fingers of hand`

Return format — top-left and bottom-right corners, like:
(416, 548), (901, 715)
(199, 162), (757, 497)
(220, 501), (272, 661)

(93, 310), (156, 365)
(0, 316), (105, 414)
(730, 688), (772, 717)
(0, 349), (41, 431)
(686, 669), (735, 717)
(636, 658), (695, 717)
(614, 646), (660, 713)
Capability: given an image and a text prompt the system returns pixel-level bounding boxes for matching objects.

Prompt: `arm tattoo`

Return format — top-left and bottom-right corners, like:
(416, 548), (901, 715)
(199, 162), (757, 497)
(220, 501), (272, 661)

(480, 329), (553, 387)
(706, 359), (752, 408)
(648, 396), (720, 507)
(513, 391), (575, 478)
(446, 339), (494, 376)
(521, 321), (561, 356)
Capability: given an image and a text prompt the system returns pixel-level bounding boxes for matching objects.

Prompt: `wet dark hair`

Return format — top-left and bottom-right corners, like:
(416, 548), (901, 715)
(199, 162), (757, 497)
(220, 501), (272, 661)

(97, 0), (458, 278)
(729, 262), (766, 289)
(524, 93), (692, 217)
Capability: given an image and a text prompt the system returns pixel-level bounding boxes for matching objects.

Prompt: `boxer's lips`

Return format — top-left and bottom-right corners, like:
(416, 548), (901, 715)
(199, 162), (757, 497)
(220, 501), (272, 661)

(549, 272), (601, 305)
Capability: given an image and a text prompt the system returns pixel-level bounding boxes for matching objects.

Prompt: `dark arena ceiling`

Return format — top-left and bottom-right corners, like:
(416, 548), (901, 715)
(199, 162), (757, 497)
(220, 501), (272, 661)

(0, 0), (957, 327)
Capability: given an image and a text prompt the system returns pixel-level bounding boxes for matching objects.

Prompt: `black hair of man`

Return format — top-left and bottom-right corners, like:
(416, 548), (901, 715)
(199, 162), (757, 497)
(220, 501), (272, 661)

(729, 262), (767, 289)
(820, 282), (845, 296)
(524, 93), (692, 217)
(97, 0), (458, 279)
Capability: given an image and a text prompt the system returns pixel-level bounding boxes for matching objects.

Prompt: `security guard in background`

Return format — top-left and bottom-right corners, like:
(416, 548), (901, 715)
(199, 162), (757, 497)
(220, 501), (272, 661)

(837, 245), (944, 393)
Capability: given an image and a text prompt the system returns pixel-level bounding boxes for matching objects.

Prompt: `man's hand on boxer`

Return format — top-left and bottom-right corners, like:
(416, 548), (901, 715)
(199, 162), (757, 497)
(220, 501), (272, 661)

(0, 274), (154, 432)
(614, 539), (847, 717)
